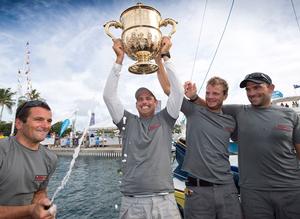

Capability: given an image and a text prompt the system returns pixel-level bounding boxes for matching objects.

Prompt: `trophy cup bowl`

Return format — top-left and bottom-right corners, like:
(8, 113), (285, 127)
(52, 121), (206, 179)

(104, 3), (177, 74)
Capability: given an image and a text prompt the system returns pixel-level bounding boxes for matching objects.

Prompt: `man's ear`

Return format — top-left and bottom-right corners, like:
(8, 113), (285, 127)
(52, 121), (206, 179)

(223, 93), (228, 101)
(268, 84), (275, 93)
(15, 118), (23, 130)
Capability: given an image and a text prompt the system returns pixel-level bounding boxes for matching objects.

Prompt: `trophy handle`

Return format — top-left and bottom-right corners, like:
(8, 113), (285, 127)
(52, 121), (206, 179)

(159, 18), (178, 37)
(103, 20), (123, 40)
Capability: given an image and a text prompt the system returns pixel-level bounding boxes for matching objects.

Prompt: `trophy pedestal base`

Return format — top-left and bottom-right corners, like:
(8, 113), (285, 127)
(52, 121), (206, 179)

(129, 62), (158, 74)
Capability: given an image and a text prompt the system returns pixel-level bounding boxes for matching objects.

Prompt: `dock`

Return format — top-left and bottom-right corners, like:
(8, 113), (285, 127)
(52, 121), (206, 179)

(50, 145), (122, 157)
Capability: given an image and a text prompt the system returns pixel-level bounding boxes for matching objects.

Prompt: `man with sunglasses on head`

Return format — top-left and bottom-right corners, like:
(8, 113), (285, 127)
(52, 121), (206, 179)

(188, 72), (300, 219)
(0, 100), (57, 219)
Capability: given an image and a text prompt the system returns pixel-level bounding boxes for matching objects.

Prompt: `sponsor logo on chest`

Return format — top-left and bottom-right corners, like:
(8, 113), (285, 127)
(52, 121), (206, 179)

(273, 124), (292, 132)
(224, 127), (234, 133)
(34, 175), (48, 182)
(148, 123), (161, 131)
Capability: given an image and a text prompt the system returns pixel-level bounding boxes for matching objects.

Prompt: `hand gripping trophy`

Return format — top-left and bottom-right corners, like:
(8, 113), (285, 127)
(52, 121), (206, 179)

(104, 2), (177, 74)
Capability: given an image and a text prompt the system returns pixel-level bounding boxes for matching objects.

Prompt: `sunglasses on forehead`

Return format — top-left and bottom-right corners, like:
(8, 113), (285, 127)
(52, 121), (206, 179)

(244, 72), (272, 84)
(16, 100), (50, 118)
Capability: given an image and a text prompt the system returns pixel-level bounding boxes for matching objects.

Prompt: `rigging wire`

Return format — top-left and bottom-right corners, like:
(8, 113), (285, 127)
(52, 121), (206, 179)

(190, 0), (208, 80)
(290, 0), (300, 34)
(197, 0), (235, 94)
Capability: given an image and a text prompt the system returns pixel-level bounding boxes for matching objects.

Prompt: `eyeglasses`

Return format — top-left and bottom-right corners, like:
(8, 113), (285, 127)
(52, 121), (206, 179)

(244, 72), (272, 84)
(16, 100), (50, 118)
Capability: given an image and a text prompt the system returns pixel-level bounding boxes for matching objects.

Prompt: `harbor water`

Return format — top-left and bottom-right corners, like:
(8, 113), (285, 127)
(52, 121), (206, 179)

(48, 156), (122, 219)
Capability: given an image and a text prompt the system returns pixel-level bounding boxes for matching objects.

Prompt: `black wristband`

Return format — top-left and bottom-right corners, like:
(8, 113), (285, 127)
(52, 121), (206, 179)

(189, 95), (198, 102)
(161, 51), (171, 59)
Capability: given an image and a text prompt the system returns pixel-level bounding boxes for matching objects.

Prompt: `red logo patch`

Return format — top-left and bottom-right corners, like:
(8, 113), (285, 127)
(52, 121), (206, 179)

(273, 124), (292, 132)
(35, 175), (47, 182)
(225, 127), (234, 132)
(148, 123), (161, 131)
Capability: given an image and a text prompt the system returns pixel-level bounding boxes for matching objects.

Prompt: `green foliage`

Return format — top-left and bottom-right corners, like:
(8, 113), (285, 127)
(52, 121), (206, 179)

(172, 124), (182, 134)
(0, 88), (16, 121)
(0, 121), (13, 136)
(18, 88), (45, 106)
(50, 121), (71, 137)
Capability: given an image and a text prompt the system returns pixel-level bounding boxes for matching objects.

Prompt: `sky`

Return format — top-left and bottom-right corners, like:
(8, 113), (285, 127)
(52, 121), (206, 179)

(0, 0), (299, 130)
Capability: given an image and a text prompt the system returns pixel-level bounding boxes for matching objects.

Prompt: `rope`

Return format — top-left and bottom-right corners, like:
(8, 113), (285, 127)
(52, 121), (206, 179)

(198, 0), (235, 94)
(290, 0), (300, 34)
(190, 0), (208, 80)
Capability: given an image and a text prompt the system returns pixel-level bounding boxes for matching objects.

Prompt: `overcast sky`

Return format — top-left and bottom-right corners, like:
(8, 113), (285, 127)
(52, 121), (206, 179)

(0, 0), (299, 130)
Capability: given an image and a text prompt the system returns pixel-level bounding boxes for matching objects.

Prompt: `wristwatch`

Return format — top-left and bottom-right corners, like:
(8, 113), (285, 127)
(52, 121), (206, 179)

(189, 94), (199, 102)
(161, 51), (171, 59)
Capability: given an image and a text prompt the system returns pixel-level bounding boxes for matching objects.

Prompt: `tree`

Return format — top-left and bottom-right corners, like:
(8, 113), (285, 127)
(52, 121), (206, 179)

(50, 121), (71, 137)
(0, 121), (13, 136)
(0, 88), (16, 121)
(18, 88), (45, 106)
(27, 88), (44, 101)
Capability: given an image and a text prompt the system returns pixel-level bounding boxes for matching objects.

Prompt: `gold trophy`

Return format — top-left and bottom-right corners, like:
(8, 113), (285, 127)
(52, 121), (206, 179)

(104, 3), (177, 74)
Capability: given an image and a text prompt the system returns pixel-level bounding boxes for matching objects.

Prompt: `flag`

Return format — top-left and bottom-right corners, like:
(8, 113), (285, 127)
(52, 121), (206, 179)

(271, 90), (283, 99)
(293, 84), (300, 89)
(89, 112), (95, 126)
(59, 119), (70, 137)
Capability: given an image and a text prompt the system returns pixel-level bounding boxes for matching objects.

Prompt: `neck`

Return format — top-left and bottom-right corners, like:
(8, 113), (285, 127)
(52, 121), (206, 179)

(140, 114), (154, 119)
(15, 134), (40, 150)
(206, 105), (222, 113)
(207, 108), (222, 113)
(252, 102), (272, 108)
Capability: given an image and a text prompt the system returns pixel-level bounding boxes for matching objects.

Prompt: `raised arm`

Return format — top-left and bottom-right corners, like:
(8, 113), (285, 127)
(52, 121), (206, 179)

(156, 54), (170, 96)
(165, 60), (184, 119)
(103, 39), (125, 124)
(184, 81), (207, 106)
(156, 37), (183, 119)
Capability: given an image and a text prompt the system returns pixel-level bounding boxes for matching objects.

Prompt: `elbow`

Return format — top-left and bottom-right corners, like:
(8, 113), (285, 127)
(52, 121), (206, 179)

(103, 93), (110, 105)
(164, 86), (171, 96)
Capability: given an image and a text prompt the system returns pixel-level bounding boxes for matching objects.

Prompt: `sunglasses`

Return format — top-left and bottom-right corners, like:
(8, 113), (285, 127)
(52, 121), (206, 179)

(16, 100), (50, 118)
(244, 72), (272, 84)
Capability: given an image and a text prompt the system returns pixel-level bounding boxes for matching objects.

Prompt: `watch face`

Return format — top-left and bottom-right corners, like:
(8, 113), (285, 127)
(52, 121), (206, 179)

(161, 52), (170, 58)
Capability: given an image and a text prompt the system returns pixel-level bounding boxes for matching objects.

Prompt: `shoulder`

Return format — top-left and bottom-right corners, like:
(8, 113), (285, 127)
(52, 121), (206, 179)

(222, 104), (248, 116)
(0, 137), (14, 155)
(115, 110), (136, 127)
(0, 137), (15, 167)
(181, 98), (205, 112)
(157, 108), (176, 125)
(271, 105), (300, 119)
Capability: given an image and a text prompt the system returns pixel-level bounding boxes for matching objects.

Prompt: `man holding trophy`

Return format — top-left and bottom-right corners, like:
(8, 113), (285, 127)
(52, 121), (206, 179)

(103, 35), (183, 218)
(103, 3), (183, 218)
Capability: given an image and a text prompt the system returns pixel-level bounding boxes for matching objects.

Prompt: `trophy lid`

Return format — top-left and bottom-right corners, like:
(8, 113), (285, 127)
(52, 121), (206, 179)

(120, 2), (161, 18)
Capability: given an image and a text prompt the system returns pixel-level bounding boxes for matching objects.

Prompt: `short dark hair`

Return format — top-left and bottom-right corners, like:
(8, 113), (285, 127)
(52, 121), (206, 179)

(16, 100), (51, 123)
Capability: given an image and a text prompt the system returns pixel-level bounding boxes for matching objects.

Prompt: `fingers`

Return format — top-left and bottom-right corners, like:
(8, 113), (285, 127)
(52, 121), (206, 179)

(48, 204), (57, 218)
(161, 36), (172, 53)
(112, 39), (123, 50)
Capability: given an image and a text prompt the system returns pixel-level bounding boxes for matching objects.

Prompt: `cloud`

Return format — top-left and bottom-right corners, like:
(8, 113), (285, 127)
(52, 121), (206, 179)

(0, 0), (299, 128)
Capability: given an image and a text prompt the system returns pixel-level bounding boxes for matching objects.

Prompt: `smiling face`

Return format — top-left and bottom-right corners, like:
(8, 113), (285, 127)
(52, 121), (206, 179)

(16, 106), (52, 149)
(205, 84), (227, 112)
(136, 91), (157, 119)
(245, 81), (274, 107)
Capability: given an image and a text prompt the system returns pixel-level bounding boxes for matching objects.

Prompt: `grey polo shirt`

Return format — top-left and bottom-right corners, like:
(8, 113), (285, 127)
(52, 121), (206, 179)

(116, 109), (176, 196)
(223, 104), (300, 190)
(181, 98), (236, 184)
(0, 137), (57, 205)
